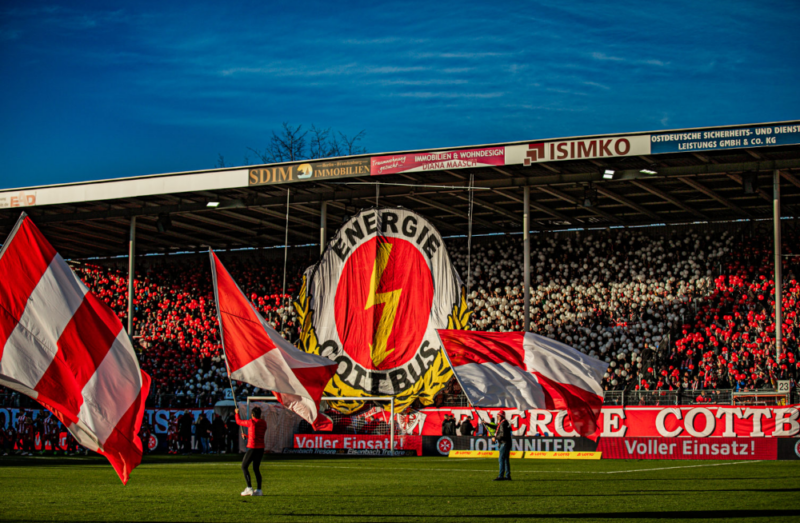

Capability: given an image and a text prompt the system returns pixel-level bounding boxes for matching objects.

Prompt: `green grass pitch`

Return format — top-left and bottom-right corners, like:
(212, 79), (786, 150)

(0, 454), (798, 522)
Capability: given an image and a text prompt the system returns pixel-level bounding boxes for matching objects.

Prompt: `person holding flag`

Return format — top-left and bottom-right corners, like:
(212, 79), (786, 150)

(437, 329), (608, 441)
(235, 407), (266, 497)
(492, 412), (512, 481)
(209, 248), (338, 493)
(437, 328), (608, 481)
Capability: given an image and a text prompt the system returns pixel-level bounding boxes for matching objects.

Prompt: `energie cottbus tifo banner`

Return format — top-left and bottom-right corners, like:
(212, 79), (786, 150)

(294, 207), (470, 413)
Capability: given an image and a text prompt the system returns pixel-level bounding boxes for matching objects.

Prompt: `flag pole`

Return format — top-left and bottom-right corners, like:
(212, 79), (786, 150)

(280, 189), (290, 334)
(208, 248), (245, 440)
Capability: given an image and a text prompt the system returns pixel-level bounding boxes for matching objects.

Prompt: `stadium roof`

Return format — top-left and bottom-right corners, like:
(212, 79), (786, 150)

(2, 120), (799, 259)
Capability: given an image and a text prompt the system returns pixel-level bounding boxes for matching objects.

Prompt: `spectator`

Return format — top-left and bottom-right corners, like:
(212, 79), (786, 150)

(459, 415), (474, 437)
(212, 414), (226, 454)
(179, 411), (193, 454)
(441, 414), (456, 436)
(196, 413), (211, 454)
(227, 415), (241, 454)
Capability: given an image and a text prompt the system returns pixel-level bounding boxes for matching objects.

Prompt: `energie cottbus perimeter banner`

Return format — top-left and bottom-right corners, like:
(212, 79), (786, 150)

(294, 208), (471, 413)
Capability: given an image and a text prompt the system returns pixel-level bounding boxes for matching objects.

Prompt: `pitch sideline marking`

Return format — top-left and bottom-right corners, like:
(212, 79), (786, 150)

(602, 460), (762, 474)
(134, 459), (762, 475)
(263, 460), (762, 474)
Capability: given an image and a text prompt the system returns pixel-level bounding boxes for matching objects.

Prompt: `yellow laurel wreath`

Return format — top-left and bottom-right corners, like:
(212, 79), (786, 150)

(293, 277), (472, 414)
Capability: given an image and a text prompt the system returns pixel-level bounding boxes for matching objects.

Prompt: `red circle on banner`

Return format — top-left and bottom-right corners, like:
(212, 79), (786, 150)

(437, 436), (453, 455)
(334, 236), (433, 371)
(148, 434), (158, 452)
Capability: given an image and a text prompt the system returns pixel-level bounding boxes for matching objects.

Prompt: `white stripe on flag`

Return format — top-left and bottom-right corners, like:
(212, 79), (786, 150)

(231, 348), (311, 400)
(77, 329), (142, 444)
(0, 254), (87, 389)
(264, 325), (331, 370)
(275, 392), (317, 423)
(523, 333), (606, 396)
(456, 361), (546, 410)
(231, 352), (278, 391)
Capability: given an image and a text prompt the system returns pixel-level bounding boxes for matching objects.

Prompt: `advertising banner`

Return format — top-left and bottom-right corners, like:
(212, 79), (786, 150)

(524, 451), (601, 460)
(411, 405), (800, 439)
(294, 208), (470, 413)
(283, 448), (417, 456)
(506, 135), (651, 166)
(249, 157), (370, 186)
(777, 438), (800, 460)
(0, 190), (37, 209)
(449, 450), (525, 458)
(293, 434), (422, 455)
(421, 435), (597, 456)
(651, 124), (800, 154)
(370, 147), (506, 176)
(598, 437), (776, 460)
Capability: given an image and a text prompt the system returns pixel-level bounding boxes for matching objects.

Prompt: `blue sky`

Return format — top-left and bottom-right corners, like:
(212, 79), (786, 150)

(1, 0), (798, 189)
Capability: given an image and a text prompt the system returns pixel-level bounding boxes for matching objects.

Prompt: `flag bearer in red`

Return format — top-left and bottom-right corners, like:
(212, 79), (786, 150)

(0, 214), (150, 484)
(235, 406), (266, 497)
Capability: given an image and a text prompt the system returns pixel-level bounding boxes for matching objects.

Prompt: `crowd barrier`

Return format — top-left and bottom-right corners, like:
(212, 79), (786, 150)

(3, 405), (799, 460)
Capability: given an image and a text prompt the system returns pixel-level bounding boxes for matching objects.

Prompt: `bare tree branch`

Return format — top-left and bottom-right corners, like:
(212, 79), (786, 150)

(339, 129), (367, 156)
(231, 123), (367, 167)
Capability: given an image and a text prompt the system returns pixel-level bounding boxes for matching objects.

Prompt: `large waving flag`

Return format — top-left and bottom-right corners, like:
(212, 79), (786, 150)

(0, 214), (150, 484)
(209, 250), (337, 430)
(437, 330), (607, 440)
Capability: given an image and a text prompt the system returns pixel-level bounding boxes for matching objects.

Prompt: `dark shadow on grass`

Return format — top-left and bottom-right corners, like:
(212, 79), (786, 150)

(0, 453), (424, 468)
(622, 487), (800, 493)
(0, 454), (244, 467)
(273, 509), (800, 519)
(496, 477), (797, 483)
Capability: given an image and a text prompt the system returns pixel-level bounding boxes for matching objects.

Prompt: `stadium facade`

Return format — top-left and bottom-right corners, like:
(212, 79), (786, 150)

(1, 120), (799, 359)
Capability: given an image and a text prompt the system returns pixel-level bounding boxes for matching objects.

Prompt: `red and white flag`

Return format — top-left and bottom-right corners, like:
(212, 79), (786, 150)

(0, 214), (150, 484)
(210, 250), (337, 430)
(437, 330), (607, 439)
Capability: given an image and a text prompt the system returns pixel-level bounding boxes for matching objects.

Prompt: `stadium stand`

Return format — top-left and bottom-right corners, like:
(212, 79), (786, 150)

(446, 223), (800, 402)
(3, 221), (797, 411)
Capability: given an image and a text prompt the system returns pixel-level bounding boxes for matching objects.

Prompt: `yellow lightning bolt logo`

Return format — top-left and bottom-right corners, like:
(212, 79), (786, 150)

(364, 241), (402, 367)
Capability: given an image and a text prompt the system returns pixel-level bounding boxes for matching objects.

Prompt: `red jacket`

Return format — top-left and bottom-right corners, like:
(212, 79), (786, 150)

(235, 413), (267, 449)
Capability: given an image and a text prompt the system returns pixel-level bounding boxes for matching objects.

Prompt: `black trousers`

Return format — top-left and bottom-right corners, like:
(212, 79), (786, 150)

(242, 448), (264, 489)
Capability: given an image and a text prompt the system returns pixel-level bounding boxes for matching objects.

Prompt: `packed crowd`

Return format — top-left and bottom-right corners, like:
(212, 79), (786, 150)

(448, 225), (800, 396)
(1, 223), (798, 412)
(78, 252), (313, 407)
(1, 409), (85, 456)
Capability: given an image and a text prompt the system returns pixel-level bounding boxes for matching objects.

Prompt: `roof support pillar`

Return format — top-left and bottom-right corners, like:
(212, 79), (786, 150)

(774, 170), (783, 364)
(320, 201), (327, 256)
(127, 216), (136, 336)
(523, 186), (531, 332)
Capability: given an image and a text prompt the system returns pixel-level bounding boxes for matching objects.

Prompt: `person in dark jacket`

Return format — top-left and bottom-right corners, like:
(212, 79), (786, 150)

(211, 414), (226, 454)
(492, 411), (512, 481)
(459, 415), (474, 436)
(442, 415), (456, 436)
(196, 413), (212, 454)
(179, 411), (194, 454)
(227, 416), (241, 454)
